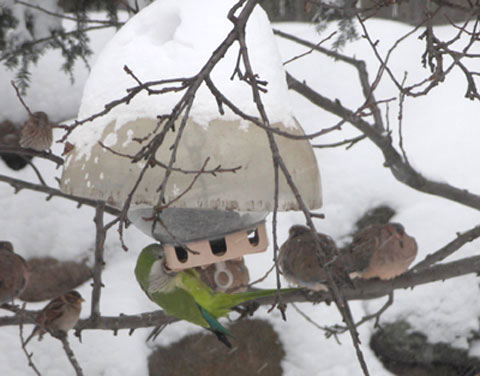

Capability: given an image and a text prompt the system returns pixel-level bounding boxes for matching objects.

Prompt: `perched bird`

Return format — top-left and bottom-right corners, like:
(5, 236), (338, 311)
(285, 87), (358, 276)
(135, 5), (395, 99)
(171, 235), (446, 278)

(135, 244), (296, 348)
(19, 111), (53, 152)
(278, 225), (351, 291)
(0, 241), (29, 304)
(196, 258), (250, 294)
(345, 223), (418, 280)
(24, 290), (84, 345)
(0, 120), (32, 170)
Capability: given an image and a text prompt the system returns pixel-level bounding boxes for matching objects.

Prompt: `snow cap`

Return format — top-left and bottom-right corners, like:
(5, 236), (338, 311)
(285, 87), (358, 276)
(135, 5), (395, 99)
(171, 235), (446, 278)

(60, 0), (322, 215)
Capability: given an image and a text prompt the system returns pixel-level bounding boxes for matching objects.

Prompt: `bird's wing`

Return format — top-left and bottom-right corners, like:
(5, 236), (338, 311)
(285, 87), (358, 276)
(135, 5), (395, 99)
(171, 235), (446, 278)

(37, 298), (65, 327)
(149, 287), (211, 328)
(347, 227), (380, 273)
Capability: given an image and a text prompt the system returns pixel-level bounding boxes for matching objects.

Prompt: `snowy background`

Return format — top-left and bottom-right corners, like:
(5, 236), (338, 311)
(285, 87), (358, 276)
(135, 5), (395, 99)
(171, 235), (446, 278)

(1, 1), (480, 375)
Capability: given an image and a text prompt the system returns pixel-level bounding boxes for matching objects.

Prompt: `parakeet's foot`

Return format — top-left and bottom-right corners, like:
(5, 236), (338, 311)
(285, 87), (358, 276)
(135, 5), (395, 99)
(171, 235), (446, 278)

(231, 301), (260, 319)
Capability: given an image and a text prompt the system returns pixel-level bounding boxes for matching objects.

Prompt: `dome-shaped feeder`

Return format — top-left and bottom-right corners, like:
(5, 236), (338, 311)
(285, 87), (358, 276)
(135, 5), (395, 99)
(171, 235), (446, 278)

(60, 0), (322, 270)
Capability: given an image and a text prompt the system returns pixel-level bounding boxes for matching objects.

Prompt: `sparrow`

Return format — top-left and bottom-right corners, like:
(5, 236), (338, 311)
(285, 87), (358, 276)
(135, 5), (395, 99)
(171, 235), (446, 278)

(278, 225), (351, 291)
(196, 258), (250, 294)
(19, 111), (53, 152)
(135, 244), (297, 348)
(345, 223), (418, 280)
(24, 290), (84, 345)
(0, 241), (30, 304)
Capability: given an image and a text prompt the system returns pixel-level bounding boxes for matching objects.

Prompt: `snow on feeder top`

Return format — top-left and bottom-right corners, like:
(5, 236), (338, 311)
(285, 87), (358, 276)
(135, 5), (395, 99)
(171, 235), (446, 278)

(60, 0), (321, 270)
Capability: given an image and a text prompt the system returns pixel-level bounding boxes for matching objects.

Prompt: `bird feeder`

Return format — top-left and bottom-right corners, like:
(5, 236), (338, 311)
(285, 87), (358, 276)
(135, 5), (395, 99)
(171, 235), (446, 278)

(59, 0), (322, 270)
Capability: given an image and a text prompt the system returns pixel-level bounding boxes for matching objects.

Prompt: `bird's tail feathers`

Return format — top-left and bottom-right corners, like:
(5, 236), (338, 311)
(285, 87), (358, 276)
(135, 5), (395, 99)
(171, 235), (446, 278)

(213, 330), (233, 348)
(197, 304), (233, 342)
(224, 287), (298, 308)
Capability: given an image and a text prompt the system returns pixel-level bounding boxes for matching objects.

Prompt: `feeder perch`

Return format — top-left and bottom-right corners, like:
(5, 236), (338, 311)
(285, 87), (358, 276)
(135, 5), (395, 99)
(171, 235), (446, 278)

(59, 0), (322, 270)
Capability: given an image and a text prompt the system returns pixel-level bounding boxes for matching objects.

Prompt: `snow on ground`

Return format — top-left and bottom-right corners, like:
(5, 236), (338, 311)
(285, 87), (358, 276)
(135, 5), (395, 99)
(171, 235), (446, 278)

(0, 2), (480, 375)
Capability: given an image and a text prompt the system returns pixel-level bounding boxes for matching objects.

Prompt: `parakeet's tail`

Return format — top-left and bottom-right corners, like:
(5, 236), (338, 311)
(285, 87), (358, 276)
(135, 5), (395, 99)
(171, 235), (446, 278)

(197, 304), (233, 348)
(213, 330), (232, 348)
(224, 287), (298, 309)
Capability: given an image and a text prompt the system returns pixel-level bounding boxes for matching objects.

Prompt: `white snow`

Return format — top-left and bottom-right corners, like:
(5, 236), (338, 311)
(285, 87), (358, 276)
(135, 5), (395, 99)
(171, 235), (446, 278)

(68, 0), (295, 161)
(0, 10), (119, 125)
(0, 3), (480, 376)
(3, 0), (62, 50)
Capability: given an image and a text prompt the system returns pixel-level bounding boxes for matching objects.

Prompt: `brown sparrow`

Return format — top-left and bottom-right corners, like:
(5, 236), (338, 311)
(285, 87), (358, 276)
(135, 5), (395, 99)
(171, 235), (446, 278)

(24, 290), (84, 345)
(19, 111), (53, 152)
(0, 241), (29, 304)
(345, 223), (418, 280)
(196, 258), (250, 293)
(278, 225), (350, 291)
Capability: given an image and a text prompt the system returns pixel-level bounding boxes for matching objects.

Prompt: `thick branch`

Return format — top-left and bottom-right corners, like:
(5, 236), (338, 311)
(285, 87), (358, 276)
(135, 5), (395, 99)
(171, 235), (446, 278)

(1, 255), (478, 331)
(0, 146), (64, 166)
(91, 204), (106, 320)
(413, 223), (480, 271)
(286, 72), (480, 211)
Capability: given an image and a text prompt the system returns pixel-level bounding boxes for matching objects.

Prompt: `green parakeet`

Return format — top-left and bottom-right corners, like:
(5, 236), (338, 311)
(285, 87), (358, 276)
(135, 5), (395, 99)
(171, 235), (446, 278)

(135, 243), (296, 347)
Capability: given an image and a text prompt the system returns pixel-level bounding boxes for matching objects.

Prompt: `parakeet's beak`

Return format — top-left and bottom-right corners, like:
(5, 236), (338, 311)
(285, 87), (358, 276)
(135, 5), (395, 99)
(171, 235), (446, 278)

(162, 260), (177, 276)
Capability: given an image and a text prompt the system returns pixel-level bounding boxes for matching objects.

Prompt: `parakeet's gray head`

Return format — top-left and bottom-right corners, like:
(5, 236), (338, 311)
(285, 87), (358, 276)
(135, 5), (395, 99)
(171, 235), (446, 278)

(135, 243), (177, 295)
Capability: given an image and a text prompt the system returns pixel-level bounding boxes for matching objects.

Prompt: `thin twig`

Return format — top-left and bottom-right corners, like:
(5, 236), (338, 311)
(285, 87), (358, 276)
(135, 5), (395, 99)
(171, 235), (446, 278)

(291, 302), (341, 345)
(11, 81), (33, 116)
(14, 0), (122, 26)
(248, 263), (276, 287)
(25, 160), (47, 186)
(18, 304), (42, 376)
(413, 224), (480, 271)
(326, 292), (394, 336)
(283, 31), (337, 66)
(313, 135), (366, 149)
(0, 174), (120, 216)
(58, 335), (84, 376)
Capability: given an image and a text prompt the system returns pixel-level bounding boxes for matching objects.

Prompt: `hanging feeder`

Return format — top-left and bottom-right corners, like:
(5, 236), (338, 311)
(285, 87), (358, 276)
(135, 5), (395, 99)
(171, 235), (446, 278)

(59, 0), (322, 270)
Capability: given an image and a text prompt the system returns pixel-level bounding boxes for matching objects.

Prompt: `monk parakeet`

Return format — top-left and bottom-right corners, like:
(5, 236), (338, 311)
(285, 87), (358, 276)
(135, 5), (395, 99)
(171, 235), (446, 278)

(135, 243), (295, 347)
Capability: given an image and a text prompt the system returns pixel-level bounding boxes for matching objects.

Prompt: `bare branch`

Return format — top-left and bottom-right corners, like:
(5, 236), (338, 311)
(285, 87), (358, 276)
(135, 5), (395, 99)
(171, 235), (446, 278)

(235, 9), (370, 375)
(14, 0), (122, 26)
(413, 224), (480, 271)
(58, 335), (84, 376)
(18, 305), (42, 376)
(91, 204), (107, 320)
(0, 146), (64, 166)
(0, 255), (478, 333)
(313, 135), (366, 149)
(11, 80), (33, 116)
(286, 72), (480, 211)
(0, 174), (120, 216)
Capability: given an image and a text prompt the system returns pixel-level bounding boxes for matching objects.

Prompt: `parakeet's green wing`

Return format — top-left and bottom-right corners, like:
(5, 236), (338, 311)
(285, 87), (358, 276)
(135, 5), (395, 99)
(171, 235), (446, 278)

(179, 269), (298, 318)
(134, 247), (156, 294)
(135, 246), (231, 338)
(148, 287), (211, 327)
